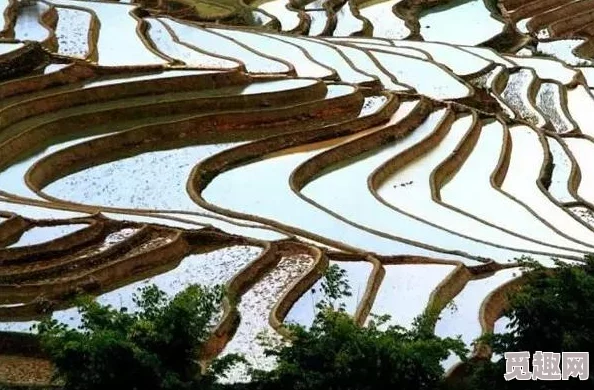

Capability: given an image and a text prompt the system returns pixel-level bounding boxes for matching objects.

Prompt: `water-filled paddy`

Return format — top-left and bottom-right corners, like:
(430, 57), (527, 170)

(0, 133), (115, 200)
(0, 200), (87, 221)
(0, 0), (10, 34)
(0, 43), (24, 55)
(285, 260), (373, 327)
(327, 37), (393, 46)
(333, 2), (364, 36)
(160, 212), (289, 241)
(579, 67), (594, 87)
(47, 0), (167, 66)
(7, 224), (87, 248)
(221, 253), (314, 382)
(538, 39), (593, 66)
(353, 42), (430, 59)
(203, 103), (467, 260)
(494, 316), (511, 334)
(546, 137), (575, 203)
(435, 268), (521, 369)
(63, 245), (262, 323)
(391, 41), (492, 76)
(212, 29), (333, 78)
(45, 143), (243, 211)
(359, 0), (409, 39)
(5, 0), (594, 382)
(304, 0), (325, 10)
(268, 35), (376, 85)
(251, 9), (274, 26)
(566, 86), (594, 137)
(82, 69), (216, 89)
(369, 50), (471, 99)
(11, 77), (321, 207)
(255, 0), (300, 31)
(331, 44), (411, 91)
(302, 107), (551, 261)
(146, 19), (239, 69)
(535, 82), (574, 133)
(500, 69), (546, 126)
(440, 122), (585, 259)
(376, 116), (567, 256)
(13, 3), (50, 42)
(460, 46), (516, 67)
(501, 126), (594, 250)
(54, 8), (92, 58)
(0, 246), (262, 332)
(306, 10), (328, 36)
(507, 56), (577, 85)
(419, 0), (504, 45)
(369, 263), (456, 328)
(564, 138), (594, 205)
(570, 206), (594, 228)
(164, 19), (290, 73)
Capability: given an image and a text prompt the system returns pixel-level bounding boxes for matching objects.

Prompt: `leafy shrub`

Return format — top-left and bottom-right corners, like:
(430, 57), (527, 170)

(463, 257), (594, 389)
(37, 284), (241, 390)
(249, 265), (468, 390)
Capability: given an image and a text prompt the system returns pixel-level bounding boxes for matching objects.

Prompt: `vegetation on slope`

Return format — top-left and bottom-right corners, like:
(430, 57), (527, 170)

(249, 265), (467, 390)
(35, 265), (467, 390)
(37, 285), (242, 390)
(31, 259), (594, 390)
(461, 256), (594, 389)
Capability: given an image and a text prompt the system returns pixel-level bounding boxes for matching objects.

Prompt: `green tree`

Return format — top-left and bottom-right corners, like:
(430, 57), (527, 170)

(463, 257), (594, 389)
(318, 264), (352, 311)
(251, 264), (468, 390)
(37, 284), (241, 390)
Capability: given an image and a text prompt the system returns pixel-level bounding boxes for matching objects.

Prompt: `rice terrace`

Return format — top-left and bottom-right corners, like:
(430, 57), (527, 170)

(0, 0), (594, 386)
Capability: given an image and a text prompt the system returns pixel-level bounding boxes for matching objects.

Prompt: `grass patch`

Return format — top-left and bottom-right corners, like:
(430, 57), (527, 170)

(176, 0), (243, 19)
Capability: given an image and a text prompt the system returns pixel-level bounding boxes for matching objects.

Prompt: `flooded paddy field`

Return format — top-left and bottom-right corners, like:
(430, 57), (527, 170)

(2, 0), (594, 384)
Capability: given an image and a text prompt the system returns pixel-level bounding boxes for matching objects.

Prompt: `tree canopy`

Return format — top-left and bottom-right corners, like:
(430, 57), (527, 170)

(462, 257), (594, 389)
(36, 258), (594, 390)
(249, 264), (467, 390)
(37, 284), (240, 390)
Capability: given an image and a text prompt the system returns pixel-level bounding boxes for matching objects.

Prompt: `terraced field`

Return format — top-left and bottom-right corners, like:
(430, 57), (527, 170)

(1, 0), (594, 385)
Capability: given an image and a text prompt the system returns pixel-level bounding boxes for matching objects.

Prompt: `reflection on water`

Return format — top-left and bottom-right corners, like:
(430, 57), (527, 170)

(8, 224), (87, 248)
(419, 0), (504, 45)
(369, 264), (456, 328)
(435, 268), (521, 370)
(286, 260), (373, 327)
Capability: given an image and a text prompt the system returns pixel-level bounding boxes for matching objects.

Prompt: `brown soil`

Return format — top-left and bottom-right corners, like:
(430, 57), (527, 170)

(0, 355), (54, 385)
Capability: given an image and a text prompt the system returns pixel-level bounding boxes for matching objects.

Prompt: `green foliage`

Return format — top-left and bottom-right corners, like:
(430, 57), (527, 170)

(37, 284), (241, 390)
(463, 256), (594, 389)
(318, 264), (352, 311)
(249, 264), (468, 390)
(498, 257), (594, 354)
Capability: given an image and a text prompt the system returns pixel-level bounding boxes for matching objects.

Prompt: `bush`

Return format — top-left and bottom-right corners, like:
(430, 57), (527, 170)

(249, 265), (468, 390)
(37, 284), (241, 390)
(463, 257), (594, 389)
